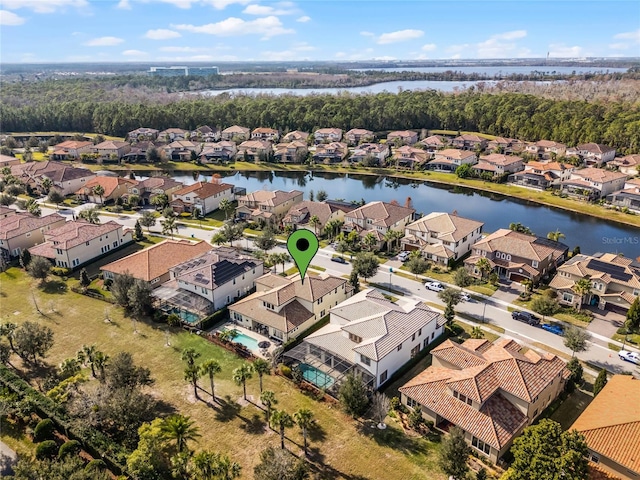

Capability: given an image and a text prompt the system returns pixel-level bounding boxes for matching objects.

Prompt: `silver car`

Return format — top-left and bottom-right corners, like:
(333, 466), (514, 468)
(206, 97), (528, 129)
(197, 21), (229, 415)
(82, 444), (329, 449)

(618, 350), (640, 365)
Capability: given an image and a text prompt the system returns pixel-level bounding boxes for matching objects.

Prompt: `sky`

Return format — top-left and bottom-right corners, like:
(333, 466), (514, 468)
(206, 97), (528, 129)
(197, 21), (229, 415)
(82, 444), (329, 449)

(0, 0), (639, 63)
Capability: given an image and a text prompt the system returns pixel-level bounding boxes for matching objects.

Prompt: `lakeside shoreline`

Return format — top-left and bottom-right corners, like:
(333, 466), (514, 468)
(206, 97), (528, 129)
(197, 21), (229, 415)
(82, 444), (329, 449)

(76, 161), (640, 228)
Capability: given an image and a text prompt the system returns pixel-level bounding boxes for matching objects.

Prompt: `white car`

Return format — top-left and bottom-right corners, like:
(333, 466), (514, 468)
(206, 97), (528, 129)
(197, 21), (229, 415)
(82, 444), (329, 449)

(459, 292), (471, 302)
(618, 350), (640, 365)
(398, 251), (410, 261)
(425, 281), (445, 292)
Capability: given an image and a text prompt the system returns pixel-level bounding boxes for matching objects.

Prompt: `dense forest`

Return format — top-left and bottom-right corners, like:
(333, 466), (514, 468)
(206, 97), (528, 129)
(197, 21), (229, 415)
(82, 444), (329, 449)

(2, 88), (639, 152)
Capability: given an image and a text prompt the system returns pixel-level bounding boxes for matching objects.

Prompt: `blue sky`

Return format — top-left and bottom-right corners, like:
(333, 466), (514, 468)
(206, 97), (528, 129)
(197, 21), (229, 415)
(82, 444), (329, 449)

(0, 0), (639, 63)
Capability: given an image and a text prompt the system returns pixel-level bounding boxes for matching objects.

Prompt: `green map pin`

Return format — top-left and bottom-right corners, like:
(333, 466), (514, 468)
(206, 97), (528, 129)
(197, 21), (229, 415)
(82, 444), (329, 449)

(287, 230), (319, 284)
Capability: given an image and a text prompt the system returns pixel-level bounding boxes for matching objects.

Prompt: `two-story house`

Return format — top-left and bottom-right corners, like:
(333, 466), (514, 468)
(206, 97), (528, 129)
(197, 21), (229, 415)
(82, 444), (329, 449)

(525, 140), (567, 160)
(51, 140), (94, 160)
(400, 338), (569, 463)
(549, 252), (640, 314)
(282, 200), (351, 233)
(191, 125), (220, 142)
(29, 220), (133, 269)
(163, 140), (200, 161)
(158, 128), (188, 142)
(487, 137), (526, 154)
(229, 272), (352, 342)
(465, 229), (569, 283)
(452, 134), (488, 151)
(93, 141), (131, 162)
(153, 246), (264, 320)
(508, 161), (574, 190)
(402, 212), (484, 265)
(343, 201), (415, 249)
(12, 161), (96, 196)
(420, 135), (450, 157)
(170, 181), (235, 215)
(345, 128), (374, 145)
(428, 149), (477, 172)
(127, 128), (159, 142)
(561, 168), (627, 199)
(128, 176), (183, 205)
(236, 140), (273, 161)
(606, 181), (640, 213)
(273, 140), (308, 164)
(221, 125), (251, 142)
(199, 141), (238, 163)
(567, 143), (616, 167)
(101, 239), (212, 288)
(236, 189), (304, 224)
(287, 289), (445, 392)
(473, 154), (525, 177)
(75, 176), (138, 204)
(350, 143), (390, 165)
(392, 145), (429, 169)
(0, 212), (66, 259)
(387, 130), (418, 145)
(282, 131), (310, 143)
(609, 154), (640, 176)
(314, 128), (343, 144)
(251, 127), (280, 142)
(313, 142), (349, 164)
(121, 141), (156, 163)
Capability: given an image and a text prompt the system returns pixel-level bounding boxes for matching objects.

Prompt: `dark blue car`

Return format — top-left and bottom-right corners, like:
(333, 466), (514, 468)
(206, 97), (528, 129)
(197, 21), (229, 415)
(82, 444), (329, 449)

(541, 323), (564, 335)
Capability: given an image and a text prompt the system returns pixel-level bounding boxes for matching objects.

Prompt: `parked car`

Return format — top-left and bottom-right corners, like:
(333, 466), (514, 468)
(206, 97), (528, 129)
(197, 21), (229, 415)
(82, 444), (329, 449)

(459, 292), (471, 302)
(398, 251), (410, 262)
(329, 242), (339, 250)
(425, 281), (445, 292)
(618, 350), (640, 365)
(511, 310), (540, 325)
(541, 323), (564, 335)
(331, 256), (347, 264)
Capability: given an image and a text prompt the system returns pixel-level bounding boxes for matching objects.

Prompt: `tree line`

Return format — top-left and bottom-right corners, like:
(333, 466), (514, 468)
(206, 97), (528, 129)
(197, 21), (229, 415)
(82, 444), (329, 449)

(2, 90), (639, 152)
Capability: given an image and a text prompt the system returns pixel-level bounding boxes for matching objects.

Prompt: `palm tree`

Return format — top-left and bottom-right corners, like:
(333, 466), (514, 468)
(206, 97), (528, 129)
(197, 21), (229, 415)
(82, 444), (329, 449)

(78, 207), (100, 224)
(184, 364), (200, 399)
(160, 414), (201, 453)
(199, 359), (221, 401)
(92, 184), (105, 205)
(363, 232), (377, 252)
(191, 450), (218, 479)
(259, 390), (277, 424)
(59, 358), (80, 378)
(270, 409), (294, 450)
(211, 231), (227, 246)
(252, 358), (271, 393)
(78, 344), (97, 377)
(232, 363), (253, 400)
(470, 326), (484, 339)
(214, 454), (242, 480)
(383, 229), (397, 253)
(572, 277), (592, 311)
(92, 350), (109, 382)
(293, 408), (314, 456)
(547, 229), (566, 242)
(476, 257), (491, 280)
(309, 215), (321, 236)
(278, 252), (291, 273)
(219, 198), (234, 221)
(181, 347), (201, 367)
(161, 216), (177, 239)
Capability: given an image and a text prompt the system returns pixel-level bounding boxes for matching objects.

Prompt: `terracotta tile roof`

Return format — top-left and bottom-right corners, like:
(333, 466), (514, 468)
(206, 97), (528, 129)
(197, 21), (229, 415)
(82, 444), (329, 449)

(352, 143), (388, 156)
(315, 142), (348, 157)
(41, 220), (124, 250)
(454, 134), (486, 142)
(405, 211), (483, 243)
(315, 128), (342, 136)
(159, 128), (187, 135)
(238, 139), (272, 150)
(346, 128), (373, 136)
(54, 140), (93, 150)
(394, 145), (428, 163)
(238, 189), (303, 207)
(252, 127), (279, 134)
(100, 239), (211, 282)
(525, 161), (572, 172)
(472, 229), (568, 262)
(0, 206), (15, 216)
(75, 176), (137, 197)
(282, 131), (309, 141)
(172, 181), (234, 199)
(388, 130), (417, 139)
(137, 176), (183, 192)
(611, 154), (640, 168)
(0, 212), (65, 240)
(570, 167), (627, 184)
(94, 140), (129, 149)
(435, 149), (477, 161)
(422, 135), (446, 146)
(28, 242), (56, 259)
(222, 125), (250, 134)
(274, 140), (307, 155)
(12, 161), (94, 183)
(479, 154), (523, 166)
(535, 140), (566, 149)
(346, 201), (414, 228)
(572, 375), (640, 475)
(283, 201), (340, 227)
(166, 140), (198, 149)
(0, 154), (20, 166)
(551, 253), (640, 291)
(231, 294), (314, 333)
(576, 143), (616, 154)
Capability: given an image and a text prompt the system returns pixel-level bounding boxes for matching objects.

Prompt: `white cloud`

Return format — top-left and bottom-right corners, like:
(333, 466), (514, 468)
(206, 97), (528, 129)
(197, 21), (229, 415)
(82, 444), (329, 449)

(335, 52), (346, 58)
(0, 9), (25, 25)
(122, 49), (148, 56)
(84, 36), (124, 46)
(243, 4), (294, 15)
(548, 43), (583, 57)
(421, 43), (436, 52)
(614, 29), (640, 41)
(116, 0), (131, 9)
(373, 56), (396, 61)
(445, 30), (529, 58)
(1, 0), (87, 13)
(159, 46), (205, 52)
(173, 16), (294, 38)
(377, 29), (423, 45)
(157, 54), (238, 61)
(203, 0), (251, 9)
(610, 29), (640, 51)
(145, 28), (181, 40)
(609, 42), (630, 50)
(296, 15), (310, 23)
(492, 30), (527, 41)
(360, 31), (375, 37)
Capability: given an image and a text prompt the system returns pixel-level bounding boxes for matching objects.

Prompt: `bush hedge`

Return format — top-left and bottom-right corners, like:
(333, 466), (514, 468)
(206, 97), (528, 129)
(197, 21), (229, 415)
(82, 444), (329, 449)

(86, 459), (107, 471)
(58, 439), (81, 458)
(35, 440), (58, 459)
(33, 418), (55, 442)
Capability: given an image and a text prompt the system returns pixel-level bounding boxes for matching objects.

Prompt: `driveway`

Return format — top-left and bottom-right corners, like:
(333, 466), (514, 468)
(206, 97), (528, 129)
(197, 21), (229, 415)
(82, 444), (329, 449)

(0, 441), (17, 476)
(587, 308), (626, 339)
(492, 279), (523, 304)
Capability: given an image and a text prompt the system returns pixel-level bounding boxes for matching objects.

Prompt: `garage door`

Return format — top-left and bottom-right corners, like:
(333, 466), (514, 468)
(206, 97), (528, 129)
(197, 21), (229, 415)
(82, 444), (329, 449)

(509, 274), (528, 283)
(605, 302), (629, 315)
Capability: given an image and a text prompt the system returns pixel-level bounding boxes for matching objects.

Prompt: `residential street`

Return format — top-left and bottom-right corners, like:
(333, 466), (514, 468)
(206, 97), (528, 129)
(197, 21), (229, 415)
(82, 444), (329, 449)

(35, 201), (639, 375)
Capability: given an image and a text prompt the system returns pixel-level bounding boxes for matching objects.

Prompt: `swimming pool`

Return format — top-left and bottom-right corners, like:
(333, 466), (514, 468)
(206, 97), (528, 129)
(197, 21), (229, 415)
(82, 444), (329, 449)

(224, 329), (260, 351)
(298, 363), (335, 389)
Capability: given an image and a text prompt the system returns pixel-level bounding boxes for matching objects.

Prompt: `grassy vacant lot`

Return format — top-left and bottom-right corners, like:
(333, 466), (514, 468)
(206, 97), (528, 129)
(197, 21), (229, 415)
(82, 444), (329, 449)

(0, 267), (446, 480)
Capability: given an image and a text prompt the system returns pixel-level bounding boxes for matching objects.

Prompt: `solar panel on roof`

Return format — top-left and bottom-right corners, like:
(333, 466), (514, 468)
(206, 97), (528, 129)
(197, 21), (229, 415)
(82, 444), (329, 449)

(586, 259), (632, 282)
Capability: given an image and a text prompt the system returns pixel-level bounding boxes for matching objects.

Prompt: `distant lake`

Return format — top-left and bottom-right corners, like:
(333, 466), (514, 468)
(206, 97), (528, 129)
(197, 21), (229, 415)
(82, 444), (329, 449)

(350, 65), (629, 75)
(135, 170), (639, 258)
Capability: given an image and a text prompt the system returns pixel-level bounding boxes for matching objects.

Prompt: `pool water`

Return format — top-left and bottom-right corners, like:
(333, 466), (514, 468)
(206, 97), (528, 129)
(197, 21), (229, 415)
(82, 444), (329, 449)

(298, 363), (335, 389)
(225, 329), (260, 351)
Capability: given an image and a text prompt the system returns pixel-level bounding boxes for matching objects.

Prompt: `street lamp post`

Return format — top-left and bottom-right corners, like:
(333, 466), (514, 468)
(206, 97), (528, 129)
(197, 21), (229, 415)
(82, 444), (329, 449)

(482, 302), (487, 324)
(389, 267), (393, 288)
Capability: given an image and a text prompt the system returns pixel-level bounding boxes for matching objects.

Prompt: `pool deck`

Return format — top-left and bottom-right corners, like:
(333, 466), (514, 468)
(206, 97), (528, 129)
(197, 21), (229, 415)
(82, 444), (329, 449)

(215, 323), (278, 359)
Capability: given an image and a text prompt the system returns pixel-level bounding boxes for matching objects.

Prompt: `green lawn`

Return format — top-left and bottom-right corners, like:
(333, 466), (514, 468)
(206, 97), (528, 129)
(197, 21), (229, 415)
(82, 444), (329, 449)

(396, 267), (498, 296)
(0, 268), (447, 480)
(543, 389), (593, 431)
(513, 290), (593, 326)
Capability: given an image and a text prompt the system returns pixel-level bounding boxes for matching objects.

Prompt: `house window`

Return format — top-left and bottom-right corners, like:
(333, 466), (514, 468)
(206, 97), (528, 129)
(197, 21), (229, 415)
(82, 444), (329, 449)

(380, 370), (388, 384)
(471, 436), (491, 456)
(589, 453), (600, 464)
(412, 333), (416, 341)
(86, 241), (90, 246)
(72, 259), (79, 266)
(349, 333), (362, 343)
(397, 343), (402, 351)
(431, 331), (435, 340)
(411, 345), (420, 358)
(532, 260), (539, 268)
(533, 408), (538, 417)
(25, 232), (31, 238)
(56, 248), (62, 255)
(423, 339), (428, 349)
(406, 397), (420, 408)
(563, 292), (574, 302)
(360, 354), (371, 366)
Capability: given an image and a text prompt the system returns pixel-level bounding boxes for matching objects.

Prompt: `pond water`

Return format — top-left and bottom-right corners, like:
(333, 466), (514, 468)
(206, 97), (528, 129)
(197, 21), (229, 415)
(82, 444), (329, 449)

(135, 170), (640, 258)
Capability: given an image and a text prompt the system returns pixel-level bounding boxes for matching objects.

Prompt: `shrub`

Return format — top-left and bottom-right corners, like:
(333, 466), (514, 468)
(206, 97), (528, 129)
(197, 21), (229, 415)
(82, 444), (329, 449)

(425, 420), (435, 430)
(103, 278), (113, 289)
(389, 396), (401, 411)
(408, 407), (423, 430)
(291, 366), (303, 385)
(35, 440), (58, 459)
(50, 267), (71, 277)
(58, 439), (81, 458)
(279, 364), (292, 378)
(86, 459), (107, 471)
(33, 418), (55, 441)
